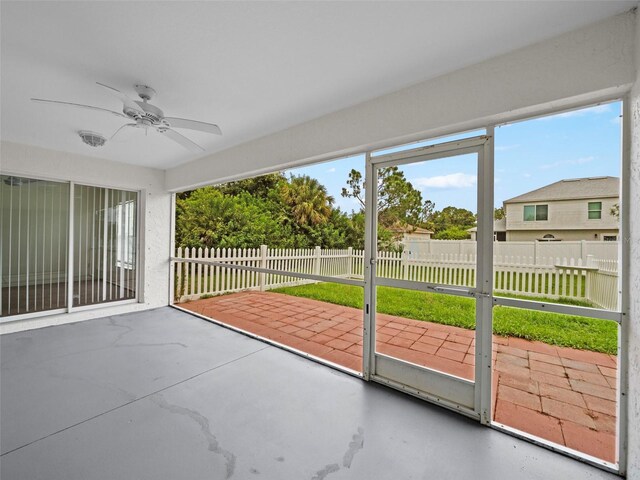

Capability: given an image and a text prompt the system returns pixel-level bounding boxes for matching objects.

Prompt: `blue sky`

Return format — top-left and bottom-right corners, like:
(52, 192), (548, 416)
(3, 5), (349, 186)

(288, 101), (622, 214)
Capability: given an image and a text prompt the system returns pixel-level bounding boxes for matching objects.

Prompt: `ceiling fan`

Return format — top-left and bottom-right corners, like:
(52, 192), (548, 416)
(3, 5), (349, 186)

(31, 83), (222, 153)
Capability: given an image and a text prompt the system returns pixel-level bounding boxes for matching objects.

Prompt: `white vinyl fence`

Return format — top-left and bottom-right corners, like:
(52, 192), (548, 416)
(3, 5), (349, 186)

(173, 245), (619, 310)
(403, 239), (619, 263)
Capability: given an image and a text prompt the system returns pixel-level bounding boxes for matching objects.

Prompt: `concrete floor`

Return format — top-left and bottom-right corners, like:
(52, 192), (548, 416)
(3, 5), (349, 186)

(0, 308), (618, 480)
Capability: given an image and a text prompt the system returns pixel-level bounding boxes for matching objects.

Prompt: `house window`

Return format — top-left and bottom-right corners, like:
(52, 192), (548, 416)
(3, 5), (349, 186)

(588, 201), (602, 219)
(523, 204), (548, 221)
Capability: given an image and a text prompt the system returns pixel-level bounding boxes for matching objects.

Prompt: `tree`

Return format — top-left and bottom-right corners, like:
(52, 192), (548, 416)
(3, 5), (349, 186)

(426, 206), (476, 236)
(175, 187), (293, 249)
(280, 175), (334, 226)
(434, 226), (472, 240)
(216, 173), (285, 198)
(610, 203), (620, 219)
(494, 207), (505, 220)
(341, 166), (434, 229)
(300, 208), (362, 249)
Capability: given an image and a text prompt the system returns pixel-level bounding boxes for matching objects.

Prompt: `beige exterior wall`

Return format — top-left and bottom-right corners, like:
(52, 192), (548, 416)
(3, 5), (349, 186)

(403, 232), (432, 242)
(505, 197), (619, 234)
(506, 229), (619, 242)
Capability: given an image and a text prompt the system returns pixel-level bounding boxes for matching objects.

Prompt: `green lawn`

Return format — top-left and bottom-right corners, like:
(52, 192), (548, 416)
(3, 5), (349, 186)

(271, 283), (617, 354)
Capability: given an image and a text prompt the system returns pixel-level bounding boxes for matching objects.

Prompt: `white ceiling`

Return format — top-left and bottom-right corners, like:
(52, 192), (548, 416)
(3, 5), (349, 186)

(1, 1), (636, 170)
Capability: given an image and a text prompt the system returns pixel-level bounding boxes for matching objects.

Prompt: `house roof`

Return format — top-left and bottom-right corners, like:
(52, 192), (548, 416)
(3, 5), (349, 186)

(467, 217), (506, 233)
(504, 177), (619, 204)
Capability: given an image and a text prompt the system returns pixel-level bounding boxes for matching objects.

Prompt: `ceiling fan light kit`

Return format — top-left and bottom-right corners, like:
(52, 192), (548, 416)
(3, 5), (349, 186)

(31, 82), (222, 153)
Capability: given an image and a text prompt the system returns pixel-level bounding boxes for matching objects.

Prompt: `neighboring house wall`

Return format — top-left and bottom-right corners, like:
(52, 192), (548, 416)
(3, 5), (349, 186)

(506, 197), (619, 237)
(402, 232), (432, 242)
(0, 141), (171, 333)
(506, 229), (619, 242)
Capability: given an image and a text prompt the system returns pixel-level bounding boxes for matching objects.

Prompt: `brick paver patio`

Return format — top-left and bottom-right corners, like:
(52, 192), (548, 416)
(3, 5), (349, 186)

(180, 291), (618, 463)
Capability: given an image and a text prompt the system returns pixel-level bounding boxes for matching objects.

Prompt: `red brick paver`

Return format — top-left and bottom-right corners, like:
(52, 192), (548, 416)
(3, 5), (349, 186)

(180, 291), (618, 463)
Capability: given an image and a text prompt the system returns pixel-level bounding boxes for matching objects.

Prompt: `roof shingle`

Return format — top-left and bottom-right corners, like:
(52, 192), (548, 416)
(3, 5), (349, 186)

(504, 176), (619, 204)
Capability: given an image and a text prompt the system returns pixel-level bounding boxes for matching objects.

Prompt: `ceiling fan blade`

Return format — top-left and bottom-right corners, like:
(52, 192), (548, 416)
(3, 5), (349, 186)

(31, 98), (128, 119)
(159, 128), (205, 153)
(96, 82), (145, 115)
(164, 117), (222, 135)
(110, 123), (138, 141)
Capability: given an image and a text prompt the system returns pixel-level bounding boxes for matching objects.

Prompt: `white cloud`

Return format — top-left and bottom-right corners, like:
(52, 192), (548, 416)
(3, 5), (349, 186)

(326, 167), (336, 173)
(495, 144), (520, 152)
(413, 173), (477, 189)
(522, 173), (532, 178)
(610, 116), (621, 125)
(539, 156), (594, 170)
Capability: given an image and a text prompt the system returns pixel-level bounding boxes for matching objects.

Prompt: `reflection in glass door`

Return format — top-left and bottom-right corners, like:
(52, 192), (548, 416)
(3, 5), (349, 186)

(364, 135), (494, 420)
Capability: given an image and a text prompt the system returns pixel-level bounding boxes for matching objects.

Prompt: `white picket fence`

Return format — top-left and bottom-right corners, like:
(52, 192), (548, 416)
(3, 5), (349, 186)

(587, 259), (619, 311)
(173, 246), (619, 310)
(174, 246), (359, 300)
(403, 239), (619, 263)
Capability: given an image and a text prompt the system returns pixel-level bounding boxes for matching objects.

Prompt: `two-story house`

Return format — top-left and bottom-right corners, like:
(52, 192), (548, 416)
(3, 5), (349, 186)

(502, 176), (619, 241)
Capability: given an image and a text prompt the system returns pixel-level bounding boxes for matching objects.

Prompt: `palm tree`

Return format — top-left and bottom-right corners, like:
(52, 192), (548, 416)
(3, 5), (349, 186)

(281, 175), (334, 226)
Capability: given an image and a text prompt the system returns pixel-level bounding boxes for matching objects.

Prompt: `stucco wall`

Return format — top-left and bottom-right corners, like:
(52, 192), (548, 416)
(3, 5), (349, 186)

(625, 10), (640, 479)
(0, 142), (171, 333)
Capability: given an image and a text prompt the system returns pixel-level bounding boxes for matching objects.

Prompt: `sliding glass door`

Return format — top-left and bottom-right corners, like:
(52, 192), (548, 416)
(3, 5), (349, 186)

(1, 175), (138, 319)
(1, 176), (70, 316)
(73, 185), (137, 307)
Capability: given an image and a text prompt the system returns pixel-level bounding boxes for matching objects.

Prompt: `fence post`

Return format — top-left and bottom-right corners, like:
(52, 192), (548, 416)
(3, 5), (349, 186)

(402, 249), (409, 280)
(347, 247), (353, 277)
(259, 244), (268, 291)
(584, 254), (595, 301)
(533, 240), (538, 265)
(175, 247), (182, 300)
(313, 246), (322, 276)
(183, 247), (191, 298)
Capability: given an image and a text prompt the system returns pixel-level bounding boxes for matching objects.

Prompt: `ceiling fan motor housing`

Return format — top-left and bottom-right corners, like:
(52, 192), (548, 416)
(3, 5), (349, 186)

(130, 101), (164, 125)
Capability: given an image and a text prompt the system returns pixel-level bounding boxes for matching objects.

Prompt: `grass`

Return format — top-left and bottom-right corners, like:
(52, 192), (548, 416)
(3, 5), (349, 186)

(495, 292), (595, 308)
(271, 282), (617, 354)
